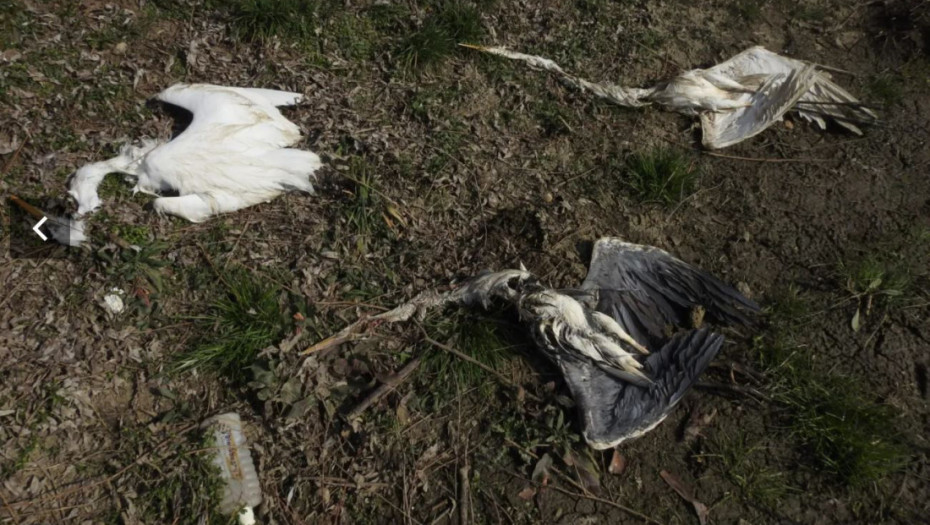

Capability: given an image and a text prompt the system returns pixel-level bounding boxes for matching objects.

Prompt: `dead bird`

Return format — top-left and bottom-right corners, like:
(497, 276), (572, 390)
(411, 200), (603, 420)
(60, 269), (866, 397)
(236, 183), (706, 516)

(308, 238), (759, 449)
(461, 44), (877, 149)
(66, 84), (322, 243)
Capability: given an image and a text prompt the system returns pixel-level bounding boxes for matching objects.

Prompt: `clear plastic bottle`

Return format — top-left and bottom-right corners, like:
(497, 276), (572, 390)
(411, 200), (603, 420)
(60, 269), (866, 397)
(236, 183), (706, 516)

(202, 412), (262, 524)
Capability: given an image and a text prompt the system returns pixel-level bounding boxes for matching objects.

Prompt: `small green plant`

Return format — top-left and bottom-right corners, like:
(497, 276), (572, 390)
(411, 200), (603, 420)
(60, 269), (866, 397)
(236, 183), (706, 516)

(623, 147), (699, 205)
(175, 269), (286, 382)
(97, 240), (168, 292)
(398, 2), (483, 72)
(839, 253), (910, 331)
(705, 430), (792, 508)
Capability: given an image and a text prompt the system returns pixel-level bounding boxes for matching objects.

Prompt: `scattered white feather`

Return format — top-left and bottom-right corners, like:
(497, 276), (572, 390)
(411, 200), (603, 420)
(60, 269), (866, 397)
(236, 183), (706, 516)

(464, 44), (877, 149)
(66, 83), (322, 244)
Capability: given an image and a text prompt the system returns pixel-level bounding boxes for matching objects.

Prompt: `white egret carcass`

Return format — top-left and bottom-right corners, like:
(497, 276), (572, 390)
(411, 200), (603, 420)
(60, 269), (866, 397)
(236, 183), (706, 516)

(67, 84), (322, 237)
(310, 238), (759, 449)
(463, 45), (877, 149)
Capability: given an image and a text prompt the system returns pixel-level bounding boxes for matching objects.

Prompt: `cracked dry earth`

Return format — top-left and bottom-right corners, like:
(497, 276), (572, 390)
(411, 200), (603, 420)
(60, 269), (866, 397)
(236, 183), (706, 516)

(1, 0), (929, 524)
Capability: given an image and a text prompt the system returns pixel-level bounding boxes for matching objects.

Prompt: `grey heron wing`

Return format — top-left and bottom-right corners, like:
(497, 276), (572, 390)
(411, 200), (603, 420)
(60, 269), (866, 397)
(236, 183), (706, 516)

(700, 65), (816, 149)
(580, 238), (759, 346)
(558, 329), (724, 449)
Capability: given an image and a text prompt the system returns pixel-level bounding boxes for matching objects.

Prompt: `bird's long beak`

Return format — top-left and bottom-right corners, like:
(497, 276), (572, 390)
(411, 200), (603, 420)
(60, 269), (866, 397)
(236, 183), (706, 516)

(458, 43), (490, 52)
(9, 195), (45, 219)
(301, 331), (363, 355)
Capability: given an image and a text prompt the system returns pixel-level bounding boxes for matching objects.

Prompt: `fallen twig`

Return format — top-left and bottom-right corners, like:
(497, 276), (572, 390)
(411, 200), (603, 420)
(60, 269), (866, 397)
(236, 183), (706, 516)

(346, 357), (422, 422)
(702, 151), (832, 163)
(458, 465), (472, 525)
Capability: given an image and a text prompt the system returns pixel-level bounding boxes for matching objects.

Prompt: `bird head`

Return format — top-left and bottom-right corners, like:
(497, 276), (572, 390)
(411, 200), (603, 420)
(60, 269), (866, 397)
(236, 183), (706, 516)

(458, 269), (535, 310)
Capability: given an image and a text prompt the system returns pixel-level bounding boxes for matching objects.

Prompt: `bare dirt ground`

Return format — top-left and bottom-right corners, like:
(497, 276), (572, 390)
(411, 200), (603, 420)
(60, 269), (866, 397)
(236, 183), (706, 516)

(1, 0), (929, 523)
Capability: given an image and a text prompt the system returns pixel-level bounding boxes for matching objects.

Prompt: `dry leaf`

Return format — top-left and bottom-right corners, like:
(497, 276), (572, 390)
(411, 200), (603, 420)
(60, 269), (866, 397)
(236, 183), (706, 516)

(517, 486), (536, 500)
(531, 453), (553, 485)
(608, 450), (627, 475)
(683, 407), (718, 444)
(564, 449), (601, 492)
(660, 470), (709, 525)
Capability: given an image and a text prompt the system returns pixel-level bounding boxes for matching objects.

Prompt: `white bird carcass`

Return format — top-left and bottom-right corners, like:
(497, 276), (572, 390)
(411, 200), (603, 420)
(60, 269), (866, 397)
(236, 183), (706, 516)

(67, 84), (322, 238)
(463, 45), (878, 149)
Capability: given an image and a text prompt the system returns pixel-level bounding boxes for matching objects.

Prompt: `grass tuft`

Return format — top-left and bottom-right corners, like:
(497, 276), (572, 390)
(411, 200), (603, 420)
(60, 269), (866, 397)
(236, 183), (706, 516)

(422, 313), (517, 396)
(754, 329), (910, 486)
(175, 269), (286, 382)
(623, 147), (699, 205)
(706, 430), (792, 508)
(226, 0), (322, 43)
(398, 2), (483, 72)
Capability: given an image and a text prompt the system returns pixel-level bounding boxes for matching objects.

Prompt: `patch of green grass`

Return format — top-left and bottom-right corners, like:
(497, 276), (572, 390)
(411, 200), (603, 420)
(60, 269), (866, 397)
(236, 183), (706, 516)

(754, 333), (910, 486)
(174, 269), (287, 382)
(729, 0), (763, 22)
(705, 430), (792, 508)
(422, 314), (517, 395)
(0, 0), (27, 48)
(622, 147), (699, 205)
(865, 74), (904, 107)
(225, 0), (323, 44)
(331, 13), (378, 61)
(796, 4), (827, 23)
(118, 424), (226, 524)
(398, 2), (483, 72)
(343, 156), (392, 254)
(534, 100), (573, 137)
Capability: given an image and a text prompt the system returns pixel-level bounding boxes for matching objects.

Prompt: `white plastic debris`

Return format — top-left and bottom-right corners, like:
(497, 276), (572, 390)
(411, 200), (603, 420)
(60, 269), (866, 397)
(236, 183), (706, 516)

(101, 288), (125, 315)
(202, 412), (262, 524)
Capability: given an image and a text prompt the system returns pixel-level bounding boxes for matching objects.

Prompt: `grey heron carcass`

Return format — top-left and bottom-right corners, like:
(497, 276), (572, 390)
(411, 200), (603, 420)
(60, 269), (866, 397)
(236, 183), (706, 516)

(310, 238), (759, 449)
(66, 84), (322, 243)
(462, 44), (877, 149)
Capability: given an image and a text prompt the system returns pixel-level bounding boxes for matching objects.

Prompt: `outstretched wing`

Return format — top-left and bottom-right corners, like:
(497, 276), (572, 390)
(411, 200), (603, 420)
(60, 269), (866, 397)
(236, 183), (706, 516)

(706, 46), (877, 135)
(579, 238), (758, 348)
(700, 65), (816, 149)
(558, 329), (723, 449)
(154, 83), (301, 148)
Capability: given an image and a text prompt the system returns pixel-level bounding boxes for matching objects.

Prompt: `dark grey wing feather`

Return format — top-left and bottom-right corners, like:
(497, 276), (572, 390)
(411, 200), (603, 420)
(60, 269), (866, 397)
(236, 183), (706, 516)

(557, 329), (723, 449)
(580, 238), (759, 346)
